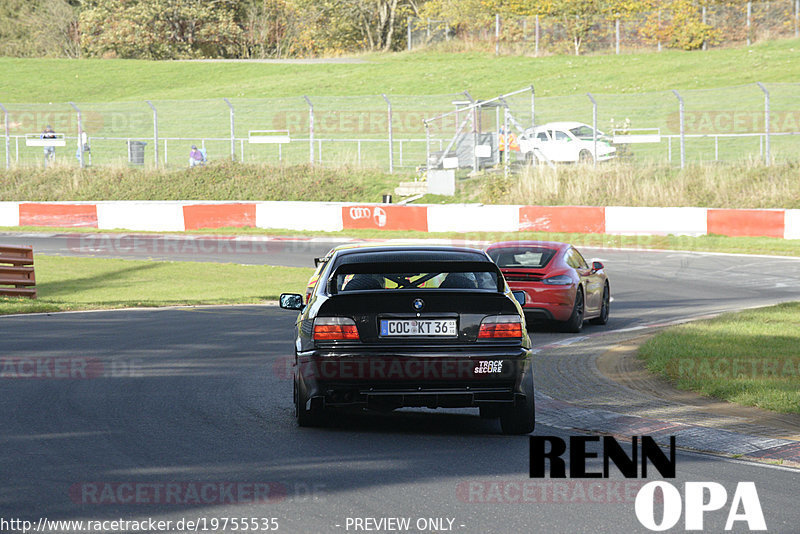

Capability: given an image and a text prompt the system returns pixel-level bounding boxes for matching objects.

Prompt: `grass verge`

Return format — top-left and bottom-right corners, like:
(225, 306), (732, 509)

(0, 162), (404, 202)
(639, 303), (800, 414)
(0, 255), (314, 315)
(3, 159), (800, 209)
(1, 39), (799, 101)
(3, 227), (798, 258)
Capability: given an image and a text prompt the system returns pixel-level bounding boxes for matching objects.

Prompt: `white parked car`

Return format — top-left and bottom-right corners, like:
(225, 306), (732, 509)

(518, 121), (616, 164)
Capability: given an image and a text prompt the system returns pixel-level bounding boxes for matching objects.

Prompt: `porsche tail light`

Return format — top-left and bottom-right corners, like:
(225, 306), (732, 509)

(478, 315), (523, 339)
(313, 317), (360, 341)
(541, 274), (572, 285)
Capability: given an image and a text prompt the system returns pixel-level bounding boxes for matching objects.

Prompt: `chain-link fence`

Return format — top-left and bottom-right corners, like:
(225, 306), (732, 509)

(408, 1), (800, 55)
(1, 83), (799, 171)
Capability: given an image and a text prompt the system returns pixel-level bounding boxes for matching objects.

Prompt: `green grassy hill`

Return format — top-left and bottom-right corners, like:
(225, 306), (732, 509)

(1, 39), (798, 102)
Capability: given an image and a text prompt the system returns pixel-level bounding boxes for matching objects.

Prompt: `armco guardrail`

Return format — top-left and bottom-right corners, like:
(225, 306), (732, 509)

(0, 201), (797, 239)
(0, 245), (36, 299)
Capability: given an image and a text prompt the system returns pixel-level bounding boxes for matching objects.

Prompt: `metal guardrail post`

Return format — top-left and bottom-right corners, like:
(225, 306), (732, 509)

(304, 96), (314, 165)
(146, 101), (159, 167)
(756, 82), (770, 165)
(223, 98), (235, 162)
(382, 94), (394, 173)
(69, 102), (84, 169)
(672, 90), (685, 169)
(587, 93), (597, 166)
(0, 103), (9, 169)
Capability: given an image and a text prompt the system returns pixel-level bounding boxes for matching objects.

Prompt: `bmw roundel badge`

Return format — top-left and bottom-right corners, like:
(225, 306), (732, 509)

(412, 298), (425, 311)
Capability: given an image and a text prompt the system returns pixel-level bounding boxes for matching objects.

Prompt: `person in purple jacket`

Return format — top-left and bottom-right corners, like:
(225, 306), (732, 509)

(189, 144), (206, 167)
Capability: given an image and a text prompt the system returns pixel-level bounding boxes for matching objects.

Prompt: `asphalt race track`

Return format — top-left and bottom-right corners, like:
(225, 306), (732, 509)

(2, 233), (800, 533)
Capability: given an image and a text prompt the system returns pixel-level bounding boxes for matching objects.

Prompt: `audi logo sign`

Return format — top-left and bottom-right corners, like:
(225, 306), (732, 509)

(341, 205), (428, 232)
(349, 206), (387, 227)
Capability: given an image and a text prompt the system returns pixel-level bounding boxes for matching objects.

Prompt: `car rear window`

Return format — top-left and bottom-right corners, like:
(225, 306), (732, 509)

(488, 247), (557, 269)
(336, 271), (499, 291)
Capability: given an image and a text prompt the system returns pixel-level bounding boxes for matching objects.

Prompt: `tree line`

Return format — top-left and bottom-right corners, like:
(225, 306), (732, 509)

(0, 0), (748, 60)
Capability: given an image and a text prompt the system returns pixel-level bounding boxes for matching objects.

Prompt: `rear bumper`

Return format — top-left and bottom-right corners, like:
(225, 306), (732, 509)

(296, 348), (532, 410)
(510, 284), (576, 322)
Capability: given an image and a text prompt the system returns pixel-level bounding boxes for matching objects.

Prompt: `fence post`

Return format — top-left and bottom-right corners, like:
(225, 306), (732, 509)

(530, 84), (535, 130)
(0, 104), (9, 169)
(303, 96), (314, 165)
(68, 102), (84, 169)
(796, 0), (800, 38)
(503, 107), (510, 178)
(423, 119), (430, 179)
(746, 2), (751, 46)
(535, 15), (540, 57)
(615, 18), (620, 55)
(756, 82), (770, 165)
(463, 91), (479, 173)
(407, 16), (412, 51)
(671, 90), (685, 169)
(587, 93), (597, 166)
(382, 94), (394, 173)
(495, 13), (500, 55)
(223, 98), (235, 162)
(702, 5), (707, 51)
(146, 101), (159, 168)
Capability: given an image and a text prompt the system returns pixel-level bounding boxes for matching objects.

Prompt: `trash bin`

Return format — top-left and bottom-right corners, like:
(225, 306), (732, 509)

(128, 140), (147, 165)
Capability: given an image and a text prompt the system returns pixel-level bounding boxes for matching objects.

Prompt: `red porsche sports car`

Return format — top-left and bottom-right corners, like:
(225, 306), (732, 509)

(486, 241), (610, 332)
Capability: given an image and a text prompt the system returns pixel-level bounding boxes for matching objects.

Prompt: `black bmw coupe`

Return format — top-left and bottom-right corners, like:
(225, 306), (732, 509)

(279, 245), (535, 435)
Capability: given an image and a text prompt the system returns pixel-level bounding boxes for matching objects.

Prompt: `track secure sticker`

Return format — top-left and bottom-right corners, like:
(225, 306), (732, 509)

(474, 361), (503, 374)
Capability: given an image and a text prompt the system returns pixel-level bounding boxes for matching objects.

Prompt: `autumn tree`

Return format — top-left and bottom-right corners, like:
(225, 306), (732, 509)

(0, 0), (80, 58)
(80, 0), (243, 59)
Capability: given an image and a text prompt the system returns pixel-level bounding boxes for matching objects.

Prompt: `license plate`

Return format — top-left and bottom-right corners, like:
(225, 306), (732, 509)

(380, 319), (457, 337)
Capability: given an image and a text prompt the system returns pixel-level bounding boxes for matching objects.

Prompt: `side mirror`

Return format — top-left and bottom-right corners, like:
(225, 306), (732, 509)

(279, 293), (304, 311)
(591, 261), (604, 272)
(314, 257), (323, 267)
(512, 290), (526, 306)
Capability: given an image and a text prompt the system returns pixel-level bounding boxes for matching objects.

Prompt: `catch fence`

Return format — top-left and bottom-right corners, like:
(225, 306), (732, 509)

(2, 83), (800, 171)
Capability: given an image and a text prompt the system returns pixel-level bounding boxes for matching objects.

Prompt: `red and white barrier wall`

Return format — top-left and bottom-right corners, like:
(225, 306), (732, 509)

(0, 201), (797, 239)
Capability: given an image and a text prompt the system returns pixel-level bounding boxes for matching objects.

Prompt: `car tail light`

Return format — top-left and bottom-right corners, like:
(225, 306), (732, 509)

(313, 317), (360, 341)
(478, 315), (523, 339)
(541, 274), (572, 285)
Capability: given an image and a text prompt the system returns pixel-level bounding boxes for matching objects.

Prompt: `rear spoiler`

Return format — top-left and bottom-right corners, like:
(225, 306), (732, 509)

(327, 261), (505, 294)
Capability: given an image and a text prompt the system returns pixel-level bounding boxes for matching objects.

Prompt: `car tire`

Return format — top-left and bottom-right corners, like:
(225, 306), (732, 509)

(500, 365), (535, 435)
(579, 149), (593, 163)
(524, 151), (535, 165)
(562, 287), (584, 333)
(294, 373), (322, 427)
(589, 283), (610, 325)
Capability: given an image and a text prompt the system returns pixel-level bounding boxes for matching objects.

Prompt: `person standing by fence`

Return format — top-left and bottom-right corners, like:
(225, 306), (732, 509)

(41, 125), (56, 168)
